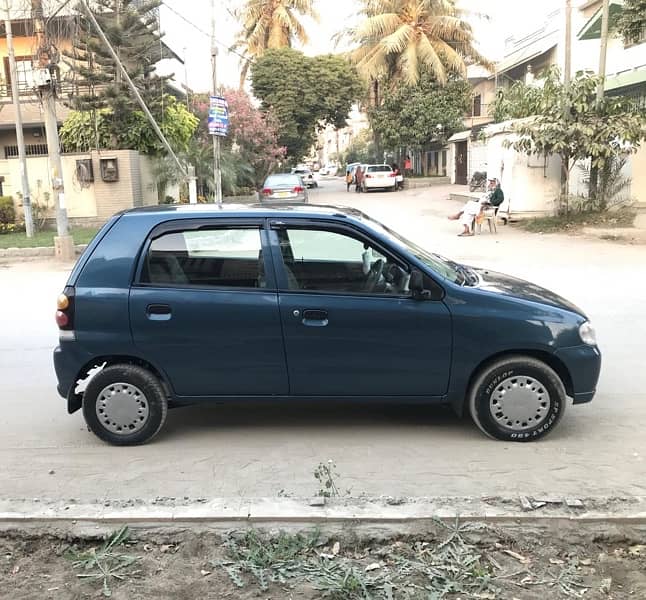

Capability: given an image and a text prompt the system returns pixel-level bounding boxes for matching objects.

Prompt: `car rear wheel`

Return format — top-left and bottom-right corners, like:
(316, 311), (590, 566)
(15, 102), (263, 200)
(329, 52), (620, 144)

(83, 364), (168, 446)
(468, 356), (566, 442)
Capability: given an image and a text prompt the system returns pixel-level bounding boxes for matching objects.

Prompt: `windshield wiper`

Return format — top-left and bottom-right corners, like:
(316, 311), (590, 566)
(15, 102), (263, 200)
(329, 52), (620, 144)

(453, 264), (478, 286)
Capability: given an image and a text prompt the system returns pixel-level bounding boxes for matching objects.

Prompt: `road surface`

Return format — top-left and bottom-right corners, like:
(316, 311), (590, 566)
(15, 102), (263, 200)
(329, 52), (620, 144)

(1, 177), (645, 503)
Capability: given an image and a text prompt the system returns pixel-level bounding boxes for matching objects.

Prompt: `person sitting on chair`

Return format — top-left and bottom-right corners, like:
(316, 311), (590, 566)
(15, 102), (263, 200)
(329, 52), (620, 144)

(448, 178), (498, 237)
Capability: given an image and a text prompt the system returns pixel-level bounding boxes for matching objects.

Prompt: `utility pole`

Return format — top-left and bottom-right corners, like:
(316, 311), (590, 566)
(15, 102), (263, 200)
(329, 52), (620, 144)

(560, 0), (573, 210)
(4, 2), (34, 237)
(597, 0), (610, 103)
(211, 0), (222, 206)
(32, 0), (74, 259)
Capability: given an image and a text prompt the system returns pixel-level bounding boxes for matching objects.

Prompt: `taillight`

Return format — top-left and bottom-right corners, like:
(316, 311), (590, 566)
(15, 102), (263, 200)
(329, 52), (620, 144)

(293, 186), (304, 193)
(56, 286), (75, 332)
(365, 174), (372, 178)
(262, 188), (272, 195)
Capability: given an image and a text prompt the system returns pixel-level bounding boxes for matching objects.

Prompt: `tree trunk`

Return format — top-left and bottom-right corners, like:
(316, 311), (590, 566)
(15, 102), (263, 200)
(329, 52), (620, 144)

(561, 152), (570, 214)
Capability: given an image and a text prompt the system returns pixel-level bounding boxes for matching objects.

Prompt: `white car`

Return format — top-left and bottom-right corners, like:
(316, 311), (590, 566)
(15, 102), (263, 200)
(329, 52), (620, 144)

(361, 164), (397, 192)
(291, 167), (318, 188)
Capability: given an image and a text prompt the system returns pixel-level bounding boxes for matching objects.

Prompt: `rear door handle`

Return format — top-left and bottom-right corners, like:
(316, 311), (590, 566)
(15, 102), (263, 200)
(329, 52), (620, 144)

(302, 309), (328, 327)
(146, 304), (172, 321)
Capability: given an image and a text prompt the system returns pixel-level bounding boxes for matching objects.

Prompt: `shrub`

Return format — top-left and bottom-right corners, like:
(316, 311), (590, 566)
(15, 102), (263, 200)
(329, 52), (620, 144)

(0, 196), (15, 226)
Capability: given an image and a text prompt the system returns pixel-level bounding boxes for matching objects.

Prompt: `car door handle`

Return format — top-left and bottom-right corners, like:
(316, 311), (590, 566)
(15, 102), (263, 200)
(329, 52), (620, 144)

(146, 304), (172, 321)
(302, 309), (328, 327)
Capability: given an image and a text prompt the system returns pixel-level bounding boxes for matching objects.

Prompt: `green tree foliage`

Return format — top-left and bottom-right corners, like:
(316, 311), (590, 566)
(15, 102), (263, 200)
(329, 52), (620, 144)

(616, 0), (646, 45)
(506, 68), (645, 208)
(63, 0), (173, 146)
(369, 75), (471, 151)
(342, 129), (377, 164)
(491, 80), (543, 122)
(60, 96), (198, 155)
(251, 48), (364, 162)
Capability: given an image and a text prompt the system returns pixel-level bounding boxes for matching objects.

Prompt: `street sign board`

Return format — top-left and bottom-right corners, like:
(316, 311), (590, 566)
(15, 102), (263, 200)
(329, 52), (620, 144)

(208, 95), (229, 137)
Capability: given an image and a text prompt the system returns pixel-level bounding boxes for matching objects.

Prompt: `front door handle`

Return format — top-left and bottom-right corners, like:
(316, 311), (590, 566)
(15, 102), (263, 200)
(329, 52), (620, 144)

(302, 309), (328, 327)
(146, 304), (172, 321)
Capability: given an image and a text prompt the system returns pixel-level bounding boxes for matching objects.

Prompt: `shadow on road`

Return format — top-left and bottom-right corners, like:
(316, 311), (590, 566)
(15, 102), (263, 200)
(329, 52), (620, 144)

(160, 400), (478, 440)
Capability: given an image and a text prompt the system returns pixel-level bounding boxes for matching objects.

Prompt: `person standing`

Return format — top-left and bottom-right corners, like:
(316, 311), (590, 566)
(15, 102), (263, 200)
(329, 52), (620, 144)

(404, 155), (412, 177)
(355, 166), (364, 193)
(345, 168), (353, 192)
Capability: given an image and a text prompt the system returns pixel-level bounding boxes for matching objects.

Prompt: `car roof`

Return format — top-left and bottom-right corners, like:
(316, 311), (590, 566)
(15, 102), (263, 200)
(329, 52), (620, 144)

(120, 203), (369, 222)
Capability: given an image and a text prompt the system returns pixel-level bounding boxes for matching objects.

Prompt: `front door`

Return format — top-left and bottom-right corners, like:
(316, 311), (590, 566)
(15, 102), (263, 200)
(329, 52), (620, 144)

(455, 141), (468, 185)
(269, 223), (452, 397)
(129, 221), (288, 398)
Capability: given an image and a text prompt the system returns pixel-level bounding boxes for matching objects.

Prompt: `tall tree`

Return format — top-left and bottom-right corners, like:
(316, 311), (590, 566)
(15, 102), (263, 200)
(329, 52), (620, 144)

(62, 0), (172, 144)
(232, 0), (318, 87)
(251, 48), (363, 162)
(348, 0), (491, 87)
(370, 74), (470, 151)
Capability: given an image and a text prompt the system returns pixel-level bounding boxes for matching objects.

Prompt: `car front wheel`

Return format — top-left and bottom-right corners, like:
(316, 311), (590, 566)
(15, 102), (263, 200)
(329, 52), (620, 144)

(83, 364), (168, 446)
(468, 356), (566, 442)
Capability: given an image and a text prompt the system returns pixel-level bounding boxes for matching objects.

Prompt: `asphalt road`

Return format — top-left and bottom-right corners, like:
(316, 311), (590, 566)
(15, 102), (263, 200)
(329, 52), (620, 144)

(1, 176), (645, 502)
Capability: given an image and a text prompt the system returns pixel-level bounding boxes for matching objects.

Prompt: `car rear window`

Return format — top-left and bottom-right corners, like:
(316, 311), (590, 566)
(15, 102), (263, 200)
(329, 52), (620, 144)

(367, 165), (392, 173)
(266, 174), (300, 187)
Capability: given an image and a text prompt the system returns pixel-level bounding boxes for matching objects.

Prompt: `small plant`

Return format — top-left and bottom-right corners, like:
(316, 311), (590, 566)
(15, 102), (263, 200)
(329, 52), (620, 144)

(215, 529), (320, 591)
(67, 526), (141, 597)
(314, 460), (340, 497)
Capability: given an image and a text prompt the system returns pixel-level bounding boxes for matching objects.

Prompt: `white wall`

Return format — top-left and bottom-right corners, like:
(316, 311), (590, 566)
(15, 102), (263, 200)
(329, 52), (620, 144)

(486, 132), (562, 216)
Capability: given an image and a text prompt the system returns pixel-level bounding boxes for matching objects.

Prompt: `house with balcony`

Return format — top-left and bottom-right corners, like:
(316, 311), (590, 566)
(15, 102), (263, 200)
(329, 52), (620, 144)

(0, 3), (185, 222)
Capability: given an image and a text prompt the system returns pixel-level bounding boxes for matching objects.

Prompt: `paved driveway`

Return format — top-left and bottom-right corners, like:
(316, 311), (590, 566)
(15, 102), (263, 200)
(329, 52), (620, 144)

(1, 178), (644, 502)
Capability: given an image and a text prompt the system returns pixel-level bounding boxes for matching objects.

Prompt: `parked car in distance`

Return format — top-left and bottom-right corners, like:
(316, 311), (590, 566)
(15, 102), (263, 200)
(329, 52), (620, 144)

(261, 173), (308, 203)
(291, 167), (317, 188)
(319, 164), (338, 177)
(362, 164), (397, 192)
(54, 204), (600, 446)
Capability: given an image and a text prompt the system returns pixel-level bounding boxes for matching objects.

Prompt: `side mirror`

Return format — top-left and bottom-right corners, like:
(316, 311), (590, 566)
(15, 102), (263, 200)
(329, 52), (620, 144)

(410, 269), (431, 300)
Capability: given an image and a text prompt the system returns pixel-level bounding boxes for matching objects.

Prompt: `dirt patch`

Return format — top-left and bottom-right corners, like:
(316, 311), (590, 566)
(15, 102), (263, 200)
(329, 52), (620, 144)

(1, 521), (645, 599)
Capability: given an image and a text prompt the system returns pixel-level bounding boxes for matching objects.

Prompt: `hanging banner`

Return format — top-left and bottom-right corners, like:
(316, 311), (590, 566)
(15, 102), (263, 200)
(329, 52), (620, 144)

(208, 95), (229, 137)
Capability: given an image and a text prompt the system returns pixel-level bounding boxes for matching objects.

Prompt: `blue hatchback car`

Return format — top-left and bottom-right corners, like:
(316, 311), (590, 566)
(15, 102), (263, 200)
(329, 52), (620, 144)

(54, 204), (601, 445)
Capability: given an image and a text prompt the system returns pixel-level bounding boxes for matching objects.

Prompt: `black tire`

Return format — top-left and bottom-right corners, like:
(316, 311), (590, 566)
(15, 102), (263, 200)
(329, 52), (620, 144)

(83, 364), (168, 446)
(468, 356), (566, 442)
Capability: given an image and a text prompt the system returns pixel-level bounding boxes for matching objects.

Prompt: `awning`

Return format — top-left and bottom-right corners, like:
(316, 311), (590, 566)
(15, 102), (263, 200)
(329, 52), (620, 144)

(578, 1), (623, 41)
(605, 67), (646, 92)
(448, 130), (471, 143)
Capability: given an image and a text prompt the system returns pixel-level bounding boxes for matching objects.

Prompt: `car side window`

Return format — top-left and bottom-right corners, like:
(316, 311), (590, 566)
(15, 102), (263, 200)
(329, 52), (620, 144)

(280, 228), (410, 296)
(141, 227), (266, 288)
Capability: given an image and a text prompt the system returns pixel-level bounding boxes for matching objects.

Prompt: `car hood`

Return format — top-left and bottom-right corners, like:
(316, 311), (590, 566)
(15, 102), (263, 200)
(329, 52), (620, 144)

(473, 268), (586, 317)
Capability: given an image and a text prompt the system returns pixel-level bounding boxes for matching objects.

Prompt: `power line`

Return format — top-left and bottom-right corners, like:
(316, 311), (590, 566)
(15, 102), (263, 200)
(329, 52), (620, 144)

(160, 0), (250, 64)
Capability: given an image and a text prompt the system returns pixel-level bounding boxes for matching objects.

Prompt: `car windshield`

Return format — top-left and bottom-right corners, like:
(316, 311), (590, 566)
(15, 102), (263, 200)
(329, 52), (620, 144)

(266, 174), (300, 187)
(360, 214), (463, 284)
(367, 165), (392, 173)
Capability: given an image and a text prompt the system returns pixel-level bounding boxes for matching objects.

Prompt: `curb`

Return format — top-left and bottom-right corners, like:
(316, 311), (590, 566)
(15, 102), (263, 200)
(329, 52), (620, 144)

(0, 244), (87, 259)
(2, 497), (646, 535)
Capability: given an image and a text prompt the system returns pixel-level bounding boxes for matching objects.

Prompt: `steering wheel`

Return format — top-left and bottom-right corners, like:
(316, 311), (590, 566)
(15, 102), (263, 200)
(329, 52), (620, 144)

(365, 259), (384, 292)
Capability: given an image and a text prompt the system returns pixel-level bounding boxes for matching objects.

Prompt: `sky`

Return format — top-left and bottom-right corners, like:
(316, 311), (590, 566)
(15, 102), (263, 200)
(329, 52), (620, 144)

(158, 0), (564, 93)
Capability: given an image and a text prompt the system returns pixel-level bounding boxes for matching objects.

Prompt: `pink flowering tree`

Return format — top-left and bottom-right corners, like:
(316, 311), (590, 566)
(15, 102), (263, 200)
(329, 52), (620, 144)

(191, 90), (286, 189)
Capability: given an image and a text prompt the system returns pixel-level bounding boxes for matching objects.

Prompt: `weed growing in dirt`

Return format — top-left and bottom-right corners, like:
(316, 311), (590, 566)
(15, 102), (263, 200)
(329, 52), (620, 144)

(314, 459), (341, 497)
(213, 518), (599, 599)
(67, 526), (140, 597)
(214, 529), (321, 591)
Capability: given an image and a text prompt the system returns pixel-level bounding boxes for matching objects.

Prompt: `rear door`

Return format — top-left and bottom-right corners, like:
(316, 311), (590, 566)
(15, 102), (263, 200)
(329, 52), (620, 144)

(129, 219), (288, 398)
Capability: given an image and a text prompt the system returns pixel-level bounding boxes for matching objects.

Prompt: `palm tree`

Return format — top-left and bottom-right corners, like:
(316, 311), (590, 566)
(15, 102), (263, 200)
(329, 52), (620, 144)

(232, 0), (318, 87)
(350, 0), (492, 88)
